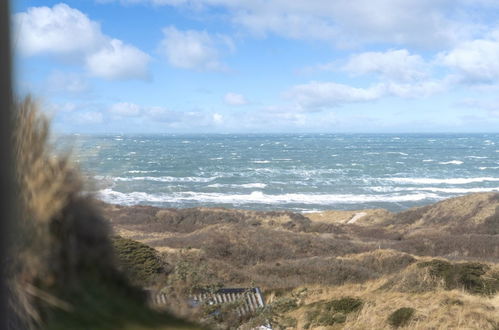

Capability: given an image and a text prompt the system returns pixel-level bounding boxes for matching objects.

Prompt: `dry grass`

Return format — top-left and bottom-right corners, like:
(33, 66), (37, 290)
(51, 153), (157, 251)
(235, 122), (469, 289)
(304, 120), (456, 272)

(6, 96), (199, 329)
(269, 280), (499, 329)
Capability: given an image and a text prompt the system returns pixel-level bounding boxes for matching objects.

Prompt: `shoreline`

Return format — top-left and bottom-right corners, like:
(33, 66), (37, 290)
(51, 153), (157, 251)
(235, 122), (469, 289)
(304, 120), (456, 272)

(97, 192), (499, 232)
(94, 190), (499, 218)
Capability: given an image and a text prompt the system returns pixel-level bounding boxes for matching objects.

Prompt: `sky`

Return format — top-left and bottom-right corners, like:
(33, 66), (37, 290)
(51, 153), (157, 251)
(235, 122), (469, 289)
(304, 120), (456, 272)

(11, 0), (499, 133)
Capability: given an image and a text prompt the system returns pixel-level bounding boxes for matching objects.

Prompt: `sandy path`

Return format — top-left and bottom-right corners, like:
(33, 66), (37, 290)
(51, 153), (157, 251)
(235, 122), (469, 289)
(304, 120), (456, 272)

(347, 212), (367, 224)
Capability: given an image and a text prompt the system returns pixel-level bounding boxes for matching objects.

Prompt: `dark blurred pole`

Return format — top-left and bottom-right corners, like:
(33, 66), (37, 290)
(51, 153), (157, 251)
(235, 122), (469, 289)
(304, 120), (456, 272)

(0, 0), (14, 328)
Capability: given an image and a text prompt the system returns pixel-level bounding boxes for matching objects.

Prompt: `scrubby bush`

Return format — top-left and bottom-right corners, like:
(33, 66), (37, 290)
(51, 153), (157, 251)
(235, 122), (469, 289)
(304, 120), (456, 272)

(387, 307), (415, 328)
(418, 259), (499, 295)
(111, 236), (168, 286)
(303, 297), (363, 328)
(325, 297), (363, 314)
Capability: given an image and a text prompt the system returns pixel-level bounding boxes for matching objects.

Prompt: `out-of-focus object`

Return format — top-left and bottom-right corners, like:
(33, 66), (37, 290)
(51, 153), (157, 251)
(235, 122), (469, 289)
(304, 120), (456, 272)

(0, 0), (14, 329)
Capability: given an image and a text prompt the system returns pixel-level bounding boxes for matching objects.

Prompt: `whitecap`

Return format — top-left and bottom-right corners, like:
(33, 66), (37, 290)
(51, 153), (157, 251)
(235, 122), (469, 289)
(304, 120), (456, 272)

(97, 189), (441, 206)
(206, 183), (267, 189)
(368, 186), (499, 194)
(438, 160), (463, 165)
(385, 177), (499, 184)
(128, 170), (158, 174)
(109, 176), (216, 183)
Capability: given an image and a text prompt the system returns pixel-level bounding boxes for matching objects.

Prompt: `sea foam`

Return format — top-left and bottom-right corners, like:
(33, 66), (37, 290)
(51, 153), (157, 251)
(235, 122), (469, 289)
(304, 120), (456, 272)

(386, 177), (499, 185)
(97, 189), (440, 206)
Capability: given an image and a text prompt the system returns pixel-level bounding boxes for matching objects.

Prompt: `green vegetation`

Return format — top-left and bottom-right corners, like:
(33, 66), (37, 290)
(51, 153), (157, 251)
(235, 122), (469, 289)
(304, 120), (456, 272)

(112, 236), (168, 286)
(46, 276), (196, 330)
(304, 297), (363, 328)
(324, 297), (363, 314)
(387, 307), (415, 328)
(271, 296), (299, 313)
(418, 259), (499, 295)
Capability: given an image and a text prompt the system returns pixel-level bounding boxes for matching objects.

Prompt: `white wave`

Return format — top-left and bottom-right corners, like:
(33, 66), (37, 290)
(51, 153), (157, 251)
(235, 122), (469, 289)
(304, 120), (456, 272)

(387, 152), (408, 156)
(418, 187), (499, 193)
(102, 176), (216, 183)
(206, 183), (267, 189)
(479, 167), (499, 170)
(209, 157), (224, 160)
(368, 186), (499, 194)
(422, 159), (434, 162)
(128, 170), (158, 174)
(97, 189), (441, 206)
(238, 183), (267, 188)
(252, 160), (271, 163)
(386, 177), (499, 184)
(438, 160), (463, 165)
(466, 156), (488, 159)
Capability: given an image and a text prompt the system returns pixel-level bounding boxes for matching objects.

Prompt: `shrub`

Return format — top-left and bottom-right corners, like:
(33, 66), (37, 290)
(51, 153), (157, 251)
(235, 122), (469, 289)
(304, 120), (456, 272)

(387, 307), (415, 328)
(326, 297), (363, 314)
(271, 297), (298, 313)
(111, 236), (168, 286)
(304, 297), (363, 328)
(418, 259), (499, 295)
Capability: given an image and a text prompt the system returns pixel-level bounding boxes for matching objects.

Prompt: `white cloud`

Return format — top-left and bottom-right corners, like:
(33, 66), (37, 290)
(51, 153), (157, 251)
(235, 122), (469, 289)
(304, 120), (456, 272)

(382, 80), (447, 98)
(102, 0), (482, 49)
(15, 3), (104, 56)
(439, 38), (499, 83)
(15, 4), (150, 80)
(86, 39), (150, 80)
(224, 92), (248, 105)
(159, 26), (231, 71)
(212, 113), (223, 123)
(109, 102), (142, 116)
(286, 77), (448, 110)
(343, 49), (428, 82)
(286, 81), (384, 110)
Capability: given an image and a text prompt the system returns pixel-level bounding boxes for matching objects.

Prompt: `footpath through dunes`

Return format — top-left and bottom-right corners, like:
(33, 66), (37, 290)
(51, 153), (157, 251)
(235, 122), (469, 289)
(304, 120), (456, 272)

(101, 192), (499, 329)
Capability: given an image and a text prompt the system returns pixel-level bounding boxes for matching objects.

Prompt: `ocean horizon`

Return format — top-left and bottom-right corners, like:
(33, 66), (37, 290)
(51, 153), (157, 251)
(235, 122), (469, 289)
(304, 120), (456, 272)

(59, 133), (499, 213)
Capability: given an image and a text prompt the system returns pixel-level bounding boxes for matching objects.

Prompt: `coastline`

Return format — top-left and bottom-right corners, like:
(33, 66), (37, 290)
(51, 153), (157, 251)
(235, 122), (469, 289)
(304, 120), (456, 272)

(99, 192), (499, 260)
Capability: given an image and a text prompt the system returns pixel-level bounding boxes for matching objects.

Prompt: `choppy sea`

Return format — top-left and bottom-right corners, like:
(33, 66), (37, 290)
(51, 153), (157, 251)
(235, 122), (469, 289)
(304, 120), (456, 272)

(58, 133), (499, 212)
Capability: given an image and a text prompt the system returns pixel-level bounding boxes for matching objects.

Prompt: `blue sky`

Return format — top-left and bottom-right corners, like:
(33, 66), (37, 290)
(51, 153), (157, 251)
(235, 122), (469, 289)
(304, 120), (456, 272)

(12, 0), (499, 133)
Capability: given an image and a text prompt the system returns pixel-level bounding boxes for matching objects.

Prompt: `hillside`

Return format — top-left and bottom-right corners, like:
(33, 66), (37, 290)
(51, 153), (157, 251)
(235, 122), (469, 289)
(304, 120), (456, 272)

(100, 193), (499, 329)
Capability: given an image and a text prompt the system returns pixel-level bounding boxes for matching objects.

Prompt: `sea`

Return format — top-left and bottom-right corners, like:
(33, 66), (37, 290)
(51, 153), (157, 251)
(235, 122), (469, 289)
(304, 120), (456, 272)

(58, 133), (499, 213)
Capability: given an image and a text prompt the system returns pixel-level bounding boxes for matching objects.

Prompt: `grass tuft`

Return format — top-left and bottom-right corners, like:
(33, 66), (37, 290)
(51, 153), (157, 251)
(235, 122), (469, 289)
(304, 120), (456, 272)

(387, 307), (415, 328)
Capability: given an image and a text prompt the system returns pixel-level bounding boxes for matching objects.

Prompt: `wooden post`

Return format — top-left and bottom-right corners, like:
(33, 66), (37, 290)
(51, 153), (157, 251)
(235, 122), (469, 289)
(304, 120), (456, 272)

(0, 0), (14, 328)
